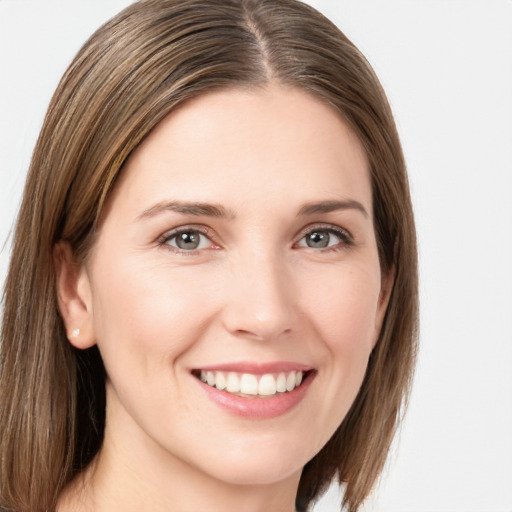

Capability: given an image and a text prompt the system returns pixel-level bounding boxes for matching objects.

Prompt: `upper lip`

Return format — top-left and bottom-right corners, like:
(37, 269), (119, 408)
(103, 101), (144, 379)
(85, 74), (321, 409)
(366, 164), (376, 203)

(192, 361), (313, 374)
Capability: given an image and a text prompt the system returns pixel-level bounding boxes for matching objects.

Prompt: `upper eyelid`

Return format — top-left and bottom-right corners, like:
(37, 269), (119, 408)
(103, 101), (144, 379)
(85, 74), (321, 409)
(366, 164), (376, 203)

(294, 222), (353, 241)
(160, 224), (216, 239)
(158, 225), (219, 250)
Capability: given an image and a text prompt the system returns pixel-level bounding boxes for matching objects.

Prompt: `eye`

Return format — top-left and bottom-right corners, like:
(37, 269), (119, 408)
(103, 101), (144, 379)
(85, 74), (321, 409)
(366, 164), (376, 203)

(301, 230), (339, 249)
(161, 228), (214, 252)
(296, 226), (352, 251)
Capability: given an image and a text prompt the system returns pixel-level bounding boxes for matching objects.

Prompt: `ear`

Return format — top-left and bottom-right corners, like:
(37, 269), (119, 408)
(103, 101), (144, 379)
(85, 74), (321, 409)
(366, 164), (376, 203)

(372, 265), (395, 348)
(54, 241), (96, 349)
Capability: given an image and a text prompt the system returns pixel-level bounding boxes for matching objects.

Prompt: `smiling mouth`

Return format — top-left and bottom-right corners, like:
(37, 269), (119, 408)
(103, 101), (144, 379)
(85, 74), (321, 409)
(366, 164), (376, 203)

(192, 369), (313, 397)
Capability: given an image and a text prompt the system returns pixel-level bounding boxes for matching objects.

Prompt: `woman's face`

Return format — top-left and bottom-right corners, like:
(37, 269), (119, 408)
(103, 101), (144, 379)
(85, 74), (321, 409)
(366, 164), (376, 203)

(75, 85), (390, 486)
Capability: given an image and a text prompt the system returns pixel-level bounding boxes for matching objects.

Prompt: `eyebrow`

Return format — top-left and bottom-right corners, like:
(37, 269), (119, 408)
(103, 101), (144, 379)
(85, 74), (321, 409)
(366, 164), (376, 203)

(298, 200), (369, 218)
(137, 200), (235, 220)
(137, 198), (368, 221)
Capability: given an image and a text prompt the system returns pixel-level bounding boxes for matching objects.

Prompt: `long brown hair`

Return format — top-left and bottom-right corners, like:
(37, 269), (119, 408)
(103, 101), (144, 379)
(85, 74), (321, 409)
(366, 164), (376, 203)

(0, 1), (418, 511)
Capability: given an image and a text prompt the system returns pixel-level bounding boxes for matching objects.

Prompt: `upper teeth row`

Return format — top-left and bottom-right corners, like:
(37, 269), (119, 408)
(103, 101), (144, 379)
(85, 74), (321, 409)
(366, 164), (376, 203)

(200, 370), (304, 396)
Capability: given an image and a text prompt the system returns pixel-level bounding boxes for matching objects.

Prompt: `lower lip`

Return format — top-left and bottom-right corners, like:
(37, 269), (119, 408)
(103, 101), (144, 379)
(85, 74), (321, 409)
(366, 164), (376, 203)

(196, 372), (315, 419)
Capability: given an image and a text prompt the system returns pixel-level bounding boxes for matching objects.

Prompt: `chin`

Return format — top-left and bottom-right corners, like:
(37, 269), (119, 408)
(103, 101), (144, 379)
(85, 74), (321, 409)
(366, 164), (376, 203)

(184, 432), (319, 487)
(203, 458), (303, 487)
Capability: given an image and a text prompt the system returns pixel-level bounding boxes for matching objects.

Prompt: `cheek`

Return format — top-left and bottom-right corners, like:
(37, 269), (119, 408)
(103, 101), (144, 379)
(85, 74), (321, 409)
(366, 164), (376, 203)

(299, 261), (382, 413)
(303, 265), (381, 350)
(285, 262), (383, 453)
(88, 253), (219, 369)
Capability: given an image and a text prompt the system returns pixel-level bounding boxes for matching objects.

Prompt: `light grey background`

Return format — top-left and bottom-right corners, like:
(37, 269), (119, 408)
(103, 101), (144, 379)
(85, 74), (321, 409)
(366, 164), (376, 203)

(1, 1), (511, 511)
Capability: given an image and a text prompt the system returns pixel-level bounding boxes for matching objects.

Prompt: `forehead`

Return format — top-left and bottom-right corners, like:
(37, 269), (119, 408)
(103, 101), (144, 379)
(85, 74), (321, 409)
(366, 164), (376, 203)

(107, 85), (372, 218)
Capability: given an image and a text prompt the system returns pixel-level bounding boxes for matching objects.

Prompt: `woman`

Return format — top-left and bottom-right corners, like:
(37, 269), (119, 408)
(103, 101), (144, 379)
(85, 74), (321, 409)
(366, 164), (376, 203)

(0, 1), (418, 511)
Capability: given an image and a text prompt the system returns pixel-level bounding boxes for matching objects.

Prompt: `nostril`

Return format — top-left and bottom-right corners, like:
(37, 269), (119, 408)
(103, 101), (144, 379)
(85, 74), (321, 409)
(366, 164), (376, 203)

(232, 327), (292, 342)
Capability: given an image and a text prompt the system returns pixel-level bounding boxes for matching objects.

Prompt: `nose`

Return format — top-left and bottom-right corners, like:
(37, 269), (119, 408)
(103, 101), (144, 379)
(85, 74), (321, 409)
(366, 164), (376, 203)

(221, 250), (296, 342)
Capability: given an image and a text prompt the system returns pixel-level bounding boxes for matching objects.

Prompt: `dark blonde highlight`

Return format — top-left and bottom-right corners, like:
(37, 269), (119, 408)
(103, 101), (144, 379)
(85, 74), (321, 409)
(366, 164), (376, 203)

(0, 1), (418, 511)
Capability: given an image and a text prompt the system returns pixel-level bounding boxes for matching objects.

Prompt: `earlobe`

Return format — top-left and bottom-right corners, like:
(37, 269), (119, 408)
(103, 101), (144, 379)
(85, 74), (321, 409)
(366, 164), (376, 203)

(54, 242), (96, 349)
(373, 265), (395, 348)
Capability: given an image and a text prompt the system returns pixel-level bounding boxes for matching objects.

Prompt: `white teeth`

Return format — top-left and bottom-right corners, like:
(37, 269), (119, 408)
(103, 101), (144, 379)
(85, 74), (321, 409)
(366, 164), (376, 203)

(198, 370), (307, 396)
(286, 371), (296, 392)
(240, 373), (259, 395)
(226, 372), (240, 393)
(258, 374), (277, 396)
(276, 372), (286, 393)
(215, 372), (226, 390)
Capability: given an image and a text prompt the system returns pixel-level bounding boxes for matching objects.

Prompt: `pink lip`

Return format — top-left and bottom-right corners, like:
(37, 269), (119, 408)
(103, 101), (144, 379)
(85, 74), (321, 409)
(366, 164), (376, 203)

(194, 369), (316, 419)
(194, 361), (313, 374)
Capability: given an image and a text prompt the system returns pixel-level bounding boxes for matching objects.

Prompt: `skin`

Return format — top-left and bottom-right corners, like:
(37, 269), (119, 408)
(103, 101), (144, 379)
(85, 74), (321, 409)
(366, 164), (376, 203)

(56, 85), (392, 512)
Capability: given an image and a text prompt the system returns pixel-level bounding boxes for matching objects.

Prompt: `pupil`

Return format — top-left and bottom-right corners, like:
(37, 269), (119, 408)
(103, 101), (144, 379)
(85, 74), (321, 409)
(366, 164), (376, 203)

(176, 232), (200, 250)
(307, 231), (329, 248)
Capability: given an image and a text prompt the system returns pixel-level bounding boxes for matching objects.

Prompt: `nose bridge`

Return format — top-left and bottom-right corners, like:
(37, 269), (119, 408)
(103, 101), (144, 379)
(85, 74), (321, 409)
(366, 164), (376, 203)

(222, 243), (295, 341)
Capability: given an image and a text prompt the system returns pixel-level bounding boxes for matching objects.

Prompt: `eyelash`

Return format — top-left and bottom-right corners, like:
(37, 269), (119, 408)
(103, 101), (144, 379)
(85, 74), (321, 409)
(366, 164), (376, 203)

(295, 224), (354, 252)
(158, 223), (354, 255)
(158, 226), (218, 255)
